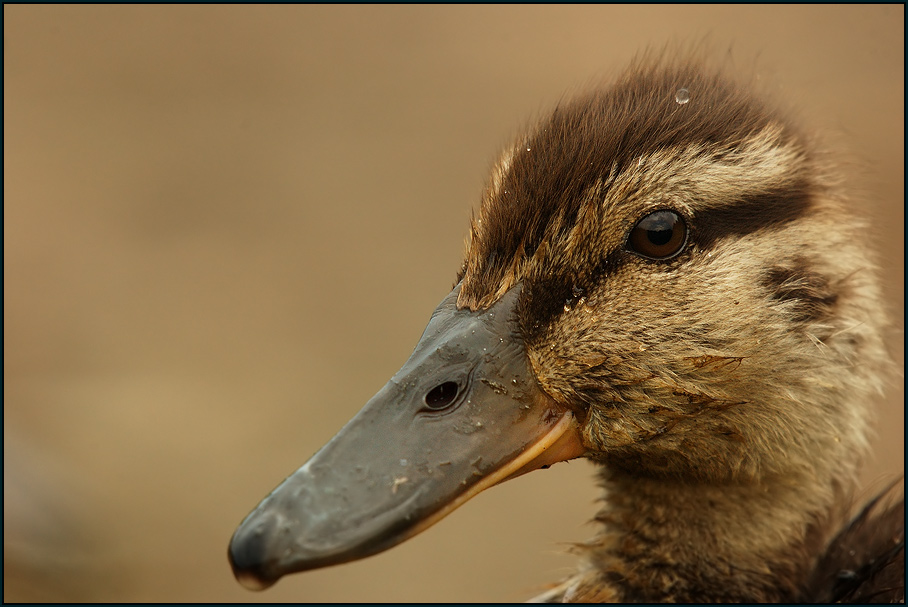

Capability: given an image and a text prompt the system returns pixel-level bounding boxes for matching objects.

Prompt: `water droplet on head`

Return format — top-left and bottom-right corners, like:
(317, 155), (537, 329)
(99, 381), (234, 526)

(675, 88), (690, 105)
(399, 459), (408, 466)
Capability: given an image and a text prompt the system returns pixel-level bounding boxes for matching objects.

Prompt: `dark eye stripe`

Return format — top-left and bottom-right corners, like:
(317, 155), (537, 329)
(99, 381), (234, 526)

(692, 185), (812, 249)
(519, 186), (814, 343)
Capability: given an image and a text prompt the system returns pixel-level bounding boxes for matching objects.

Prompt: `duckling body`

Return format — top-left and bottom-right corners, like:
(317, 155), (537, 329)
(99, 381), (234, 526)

(229, 57), (904, 602)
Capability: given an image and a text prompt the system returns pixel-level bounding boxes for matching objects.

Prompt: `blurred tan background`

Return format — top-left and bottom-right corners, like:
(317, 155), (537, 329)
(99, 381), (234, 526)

(4, 5), (903, 602)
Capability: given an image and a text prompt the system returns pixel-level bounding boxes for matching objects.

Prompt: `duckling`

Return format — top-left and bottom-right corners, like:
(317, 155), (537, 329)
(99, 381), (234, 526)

(228, 56), (904, 602)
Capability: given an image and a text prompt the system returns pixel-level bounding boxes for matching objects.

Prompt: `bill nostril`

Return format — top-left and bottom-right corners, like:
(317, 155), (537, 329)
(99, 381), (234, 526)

(424, 381), (459, 410)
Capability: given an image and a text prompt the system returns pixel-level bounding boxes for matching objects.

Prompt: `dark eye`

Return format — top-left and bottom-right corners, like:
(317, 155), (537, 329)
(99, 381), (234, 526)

(627, 210), (688, 260)
(424, 381), (459, 410)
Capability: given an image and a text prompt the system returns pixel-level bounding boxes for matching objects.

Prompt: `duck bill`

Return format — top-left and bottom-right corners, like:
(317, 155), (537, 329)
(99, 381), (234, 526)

(228, 284), (585, 590)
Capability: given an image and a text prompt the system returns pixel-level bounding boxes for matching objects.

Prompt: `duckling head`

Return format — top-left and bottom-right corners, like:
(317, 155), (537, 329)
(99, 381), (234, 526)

(229, 58), (888, 594)
(468, 63), (888, 486)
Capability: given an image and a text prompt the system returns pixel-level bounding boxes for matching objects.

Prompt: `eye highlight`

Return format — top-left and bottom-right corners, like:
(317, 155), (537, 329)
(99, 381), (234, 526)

(627, 210), (688, 260)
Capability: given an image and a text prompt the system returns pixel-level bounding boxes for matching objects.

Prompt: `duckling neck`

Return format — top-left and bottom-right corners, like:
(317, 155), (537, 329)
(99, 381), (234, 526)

(566, 467), (843, 603)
